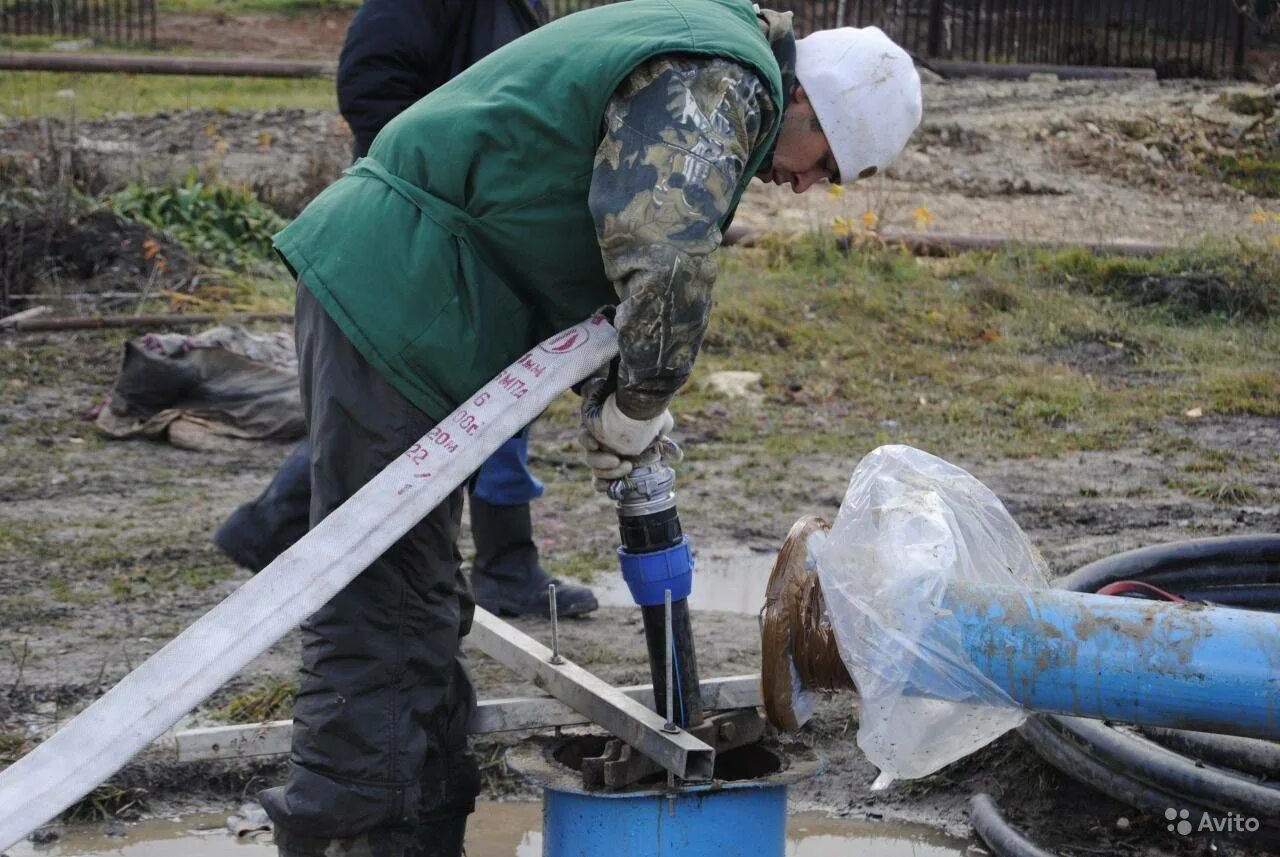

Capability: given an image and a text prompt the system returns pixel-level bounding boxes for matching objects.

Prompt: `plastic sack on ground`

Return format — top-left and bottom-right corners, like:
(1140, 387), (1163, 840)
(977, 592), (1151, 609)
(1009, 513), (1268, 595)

(816, 444), (1049, 788)
(95, 324), (304, 450)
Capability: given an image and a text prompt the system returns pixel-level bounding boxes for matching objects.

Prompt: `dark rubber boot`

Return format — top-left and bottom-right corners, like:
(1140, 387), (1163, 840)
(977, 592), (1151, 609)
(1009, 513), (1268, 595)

(214, 442), (312, 572)
(272, 816), (467, 857)
(469, 496), (598, 618)
(406, 814), (469, 857)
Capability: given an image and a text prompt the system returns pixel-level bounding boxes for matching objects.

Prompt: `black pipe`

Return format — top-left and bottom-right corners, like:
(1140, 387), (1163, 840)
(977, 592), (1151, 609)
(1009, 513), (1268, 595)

(641, 600), (702, 729)
(1057, 535), (1280, 591)
(1018, 715), (1213, 817)
(1138, 727), (1280, 780)
(1045, 717), (1280, 819)
(618, 506), (703, 729)
(969, 793), (1061, 857)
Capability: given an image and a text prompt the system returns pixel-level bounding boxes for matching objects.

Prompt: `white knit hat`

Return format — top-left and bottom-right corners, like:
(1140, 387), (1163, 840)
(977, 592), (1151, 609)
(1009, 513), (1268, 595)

(795, 26), (923, 183)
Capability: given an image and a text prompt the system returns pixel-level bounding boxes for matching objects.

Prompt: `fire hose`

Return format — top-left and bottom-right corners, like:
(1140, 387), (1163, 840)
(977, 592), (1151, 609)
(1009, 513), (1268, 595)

(0, 315), (620, 852)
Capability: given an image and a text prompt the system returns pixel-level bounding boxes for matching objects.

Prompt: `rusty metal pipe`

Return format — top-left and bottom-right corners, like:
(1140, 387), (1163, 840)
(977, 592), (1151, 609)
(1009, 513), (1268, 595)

(927, 59), (1158, 80)
(723, 227), (1177, 258)
(848, 231), (1176, 258)
(0, 51), (333, 78)
(3, 312), (293, 333)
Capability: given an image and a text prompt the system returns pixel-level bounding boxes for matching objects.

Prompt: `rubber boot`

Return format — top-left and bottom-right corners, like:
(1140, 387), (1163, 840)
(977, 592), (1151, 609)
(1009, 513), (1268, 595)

(469, 496), (598, 618)
(272, 816), (467, 857)
(214, 441), (312, 572)
(406, 814), (469, 857)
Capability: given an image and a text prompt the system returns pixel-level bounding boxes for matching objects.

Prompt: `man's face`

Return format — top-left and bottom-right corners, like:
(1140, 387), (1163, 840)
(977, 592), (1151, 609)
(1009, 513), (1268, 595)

(764, 85), (839, 194)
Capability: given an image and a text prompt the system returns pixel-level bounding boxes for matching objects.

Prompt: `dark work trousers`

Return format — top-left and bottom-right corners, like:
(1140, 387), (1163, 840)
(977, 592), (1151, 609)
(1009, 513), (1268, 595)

(260, 283), (481, 857)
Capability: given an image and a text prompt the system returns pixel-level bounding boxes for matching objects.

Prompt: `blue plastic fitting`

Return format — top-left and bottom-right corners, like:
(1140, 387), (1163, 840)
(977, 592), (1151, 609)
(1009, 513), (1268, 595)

(618, 537), (695, 606)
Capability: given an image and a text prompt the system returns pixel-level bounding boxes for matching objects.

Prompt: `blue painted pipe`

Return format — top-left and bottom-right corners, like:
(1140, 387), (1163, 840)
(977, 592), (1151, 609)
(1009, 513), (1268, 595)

(931, 583), (1280, 739)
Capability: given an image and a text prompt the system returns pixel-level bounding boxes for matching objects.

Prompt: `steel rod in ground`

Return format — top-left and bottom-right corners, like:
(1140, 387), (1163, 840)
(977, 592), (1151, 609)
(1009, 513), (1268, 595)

(663, 589), (676, 732)
(468, 606), (714, 781)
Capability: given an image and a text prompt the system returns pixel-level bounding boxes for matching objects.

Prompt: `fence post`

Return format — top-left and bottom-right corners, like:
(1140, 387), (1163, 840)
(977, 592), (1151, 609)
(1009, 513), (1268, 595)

(1232, 4), (1248, 78)
(927, 0), (945, 57)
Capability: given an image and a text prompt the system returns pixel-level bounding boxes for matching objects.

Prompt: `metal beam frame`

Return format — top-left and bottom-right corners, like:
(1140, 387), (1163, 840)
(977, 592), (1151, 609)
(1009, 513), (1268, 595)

(171, 675), (758, 763)
(464, 607), (717, 780)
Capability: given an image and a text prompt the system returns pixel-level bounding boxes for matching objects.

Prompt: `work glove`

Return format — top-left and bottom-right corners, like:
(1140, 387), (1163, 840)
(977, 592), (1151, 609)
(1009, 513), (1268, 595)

(578, 376), (682, 487)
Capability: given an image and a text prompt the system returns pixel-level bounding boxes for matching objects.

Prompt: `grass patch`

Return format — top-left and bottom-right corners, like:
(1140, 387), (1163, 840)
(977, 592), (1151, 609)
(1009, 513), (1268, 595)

(1206, 369), (1280, 417)
(0, 71), (335, 118)
(1028, 245), (1279, 320)
(0, 729), (29, 766)
(553, 236), (1280, 463)
(1182, 448), (1237, 474)
(1164, 477), (1262, 505)
(553, 548), (613, 584)
(64, 784), (149, 822)
(0, 520), (52, 555)
(1197, 153), (1280, 198)
(218, 678), (298, 723)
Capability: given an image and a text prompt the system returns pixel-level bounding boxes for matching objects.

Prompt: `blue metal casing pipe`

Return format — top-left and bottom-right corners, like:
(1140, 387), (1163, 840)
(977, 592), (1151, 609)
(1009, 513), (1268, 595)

(508, 740), (822, 857)
(543, 781), (787, 857)
(935, 582), (1280, 738)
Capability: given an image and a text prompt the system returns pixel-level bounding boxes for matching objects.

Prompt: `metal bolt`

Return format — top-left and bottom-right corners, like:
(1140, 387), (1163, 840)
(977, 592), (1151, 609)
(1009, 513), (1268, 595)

(718, 721), (737, 743)
(548, 583), (564, 665)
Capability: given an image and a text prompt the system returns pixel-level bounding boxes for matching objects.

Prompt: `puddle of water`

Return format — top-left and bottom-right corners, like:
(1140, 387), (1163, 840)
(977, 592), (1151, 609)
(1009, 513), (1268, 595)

(595, 544), (776, 615)
(6, 804), (971, 857)
(786, 814), (972, 856)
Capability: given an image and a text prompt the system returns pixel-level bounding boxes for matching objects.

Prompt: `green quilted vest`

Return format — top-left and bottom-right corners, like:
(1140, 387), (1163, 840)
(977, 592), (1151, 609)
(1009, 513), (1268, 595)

(275, 0), (784, 419)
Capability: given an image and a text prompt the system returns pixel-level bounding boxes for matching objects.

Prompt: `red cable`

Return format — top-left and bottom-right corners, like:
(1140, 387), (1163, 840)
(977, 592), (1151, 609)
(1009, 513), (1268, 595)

(1095, 580), (1186, 602)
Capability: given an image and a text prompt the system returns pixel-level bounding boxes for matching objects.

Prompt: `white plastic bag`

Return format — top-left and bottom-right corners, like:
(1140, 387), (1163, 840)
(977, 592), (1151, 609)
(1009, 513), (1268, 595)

(816, 445), (1049, 787)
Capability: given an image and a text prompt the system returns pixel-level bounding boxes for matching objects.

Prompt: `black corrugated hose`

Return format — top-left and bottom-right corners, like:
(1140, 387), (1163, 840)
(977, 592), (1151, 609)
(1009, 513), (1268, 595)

(969, 535), (1280, 857)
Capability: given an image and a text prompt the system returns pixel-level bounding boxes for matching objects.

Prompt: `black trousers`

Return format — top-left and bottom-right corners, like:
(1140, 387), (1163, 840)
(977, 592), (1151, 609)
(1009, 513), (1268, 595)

(260, 283), (481, 853)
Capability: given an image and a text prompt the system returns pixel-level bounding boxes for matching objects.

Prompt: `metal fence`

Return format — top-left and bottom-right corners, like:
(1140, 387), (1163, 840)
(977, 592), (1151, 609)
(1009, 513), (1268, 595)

(548, 0), (1250, 77)
(1, 0), (157, 46)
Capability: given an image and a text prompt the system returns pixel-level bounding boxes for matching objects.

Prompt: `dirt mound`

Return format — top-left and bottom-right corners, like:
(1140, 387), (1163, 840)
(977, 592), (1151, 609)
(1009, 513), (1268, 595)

(0, 206), (197, 315)
(0, 108), (351, 215)
(1057, 86), (1280, 198)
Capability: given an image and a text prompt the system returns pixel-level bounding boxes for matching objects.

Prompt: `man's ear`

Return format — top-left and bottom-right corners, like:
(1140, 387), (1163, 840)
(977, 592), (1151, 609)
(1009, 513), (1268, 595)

(791, 83), (809, 106)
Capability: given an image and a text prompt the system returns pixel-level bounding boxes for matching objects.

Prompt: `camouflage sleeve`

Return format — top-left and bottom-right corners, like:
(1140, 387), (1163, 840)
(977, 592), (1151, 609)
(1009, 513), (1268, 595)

(590, 55), (777, 420)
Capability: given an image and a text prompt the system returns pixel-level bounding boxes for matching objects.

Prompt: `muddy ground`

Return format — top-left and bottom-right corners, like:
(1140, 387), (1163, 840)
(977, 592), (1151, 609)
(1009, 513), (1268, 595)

(3, 21), (1280, 856)
(1, 324), (1277, 856)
